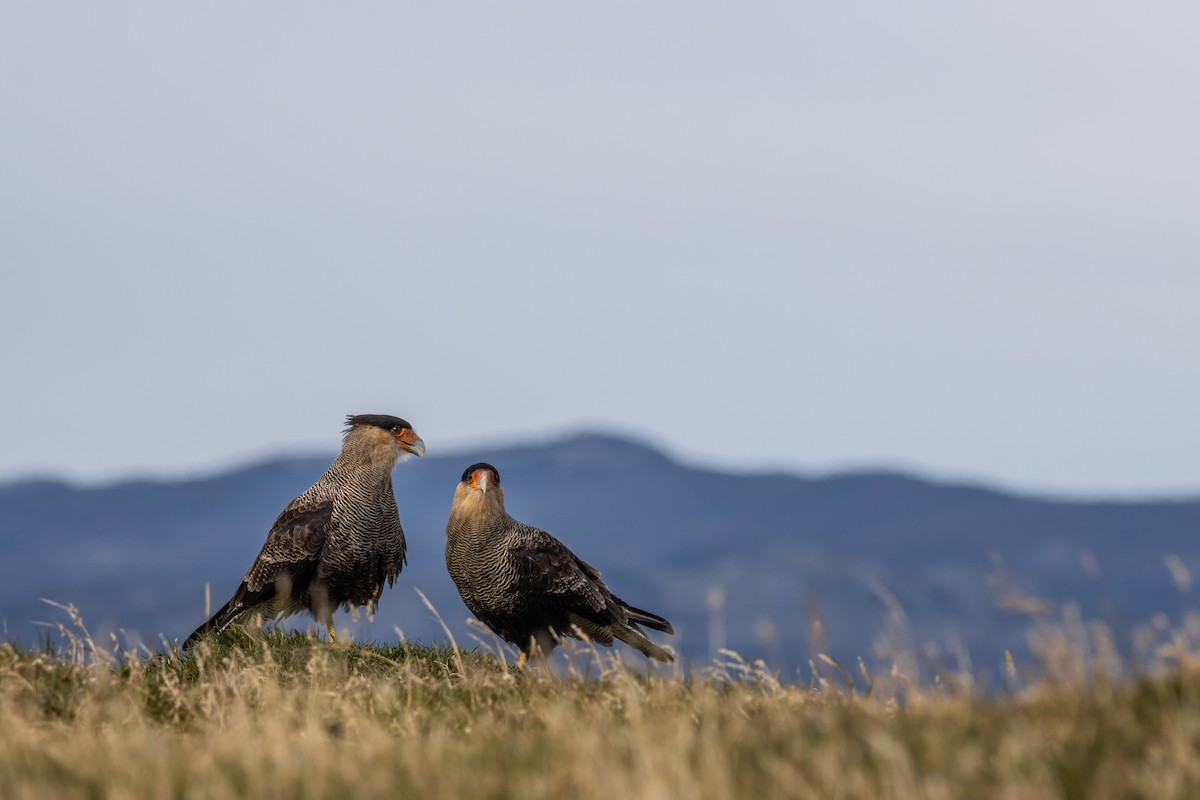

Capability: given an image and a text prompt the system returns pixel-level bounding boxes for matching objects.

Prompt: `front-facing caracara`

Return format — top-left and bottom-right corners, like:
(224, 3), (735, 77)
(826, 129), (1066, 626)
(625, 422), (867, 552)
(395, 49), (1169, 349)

(445, 462), (674, 667)
(183, 414), (424, 648)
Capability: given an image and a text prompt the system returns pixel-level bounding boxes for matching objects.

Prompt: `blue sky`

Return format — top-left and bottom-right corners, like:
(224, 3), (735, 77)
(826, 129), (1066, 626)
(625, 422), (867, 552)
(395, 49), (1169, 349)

(1, 3), (1197, 495)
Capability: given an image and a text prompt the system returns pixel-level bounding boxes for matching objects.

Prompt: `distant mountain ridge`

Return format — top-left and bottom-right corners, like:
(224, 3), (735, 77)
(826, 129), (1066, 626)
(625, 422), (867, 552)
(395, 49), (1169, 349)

(3, 432), (1199, 679)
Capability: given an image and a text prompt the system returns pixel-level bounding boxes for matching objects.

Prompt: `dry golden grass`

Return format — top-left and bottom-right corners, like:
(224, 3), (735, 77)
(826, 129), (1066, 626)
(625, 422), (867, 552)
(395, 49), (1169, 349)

(5, 601), (1200, 799)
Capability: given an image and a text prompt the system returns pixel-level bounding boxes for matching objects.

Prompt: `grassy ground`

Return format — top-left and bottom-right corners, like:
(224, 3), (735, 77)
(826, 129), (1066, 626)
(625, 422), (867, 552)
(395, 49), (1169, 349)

(4, 612), (1200, 800)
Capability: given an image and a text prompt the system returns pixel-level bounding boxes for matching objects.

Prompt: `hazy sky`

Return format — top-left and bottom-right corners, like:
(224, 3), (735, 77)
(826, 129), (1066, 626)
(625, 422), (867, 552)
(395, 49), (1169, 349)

(1, 3), (1197, 496)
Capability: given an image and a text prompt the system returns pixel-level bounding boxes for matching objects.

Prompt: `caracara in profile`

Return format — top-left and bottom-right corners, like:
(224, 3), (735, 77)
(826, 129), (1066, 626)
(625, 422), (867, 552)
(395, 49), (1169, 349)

(184, 414), (424, 648)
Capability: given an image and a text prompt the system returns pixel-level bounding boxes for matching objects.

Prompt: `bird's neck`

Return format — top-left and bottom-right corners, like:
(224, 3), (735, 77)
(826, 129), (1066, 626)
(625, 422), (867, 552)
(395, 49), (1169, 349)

(332, 436), (400, 475)
(447, 498), (508, 539)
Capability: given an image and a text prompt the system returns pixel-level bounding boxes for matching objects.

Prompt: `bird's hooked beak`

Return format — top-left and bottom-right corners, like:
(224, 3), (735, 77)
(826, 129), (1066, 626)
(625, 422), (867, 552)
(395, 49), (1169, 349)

(394, 427), (426, 457)
(470, 468), (493, 493)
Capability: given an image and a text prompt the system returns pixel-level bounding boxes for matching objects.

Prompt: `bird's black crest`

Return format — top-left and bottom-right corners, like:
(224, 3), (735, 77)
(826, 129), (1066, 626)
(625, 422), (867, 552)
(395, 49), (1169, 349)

(462, 462), (500, 484)
(345, 414), (412, 431)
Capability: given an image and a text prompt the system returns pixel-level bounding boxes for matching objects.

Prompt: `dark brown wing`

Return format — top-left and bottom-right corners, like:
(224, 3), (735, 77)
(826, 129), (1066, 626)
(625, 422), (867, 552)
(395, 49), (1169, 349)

(183, 500), (334, 648)
(506, 523), (674, 662)
(508, 525), (622, 631)
(243, 500), (334, 592)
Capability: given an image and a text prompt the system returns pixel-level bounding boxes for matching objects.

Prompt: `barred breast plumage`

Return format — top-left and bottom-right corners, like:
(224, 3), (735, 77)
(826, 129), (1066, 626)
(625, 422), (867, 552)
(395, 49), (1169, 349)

(183, 414), (424, 648)
(445, 462), (674, 666)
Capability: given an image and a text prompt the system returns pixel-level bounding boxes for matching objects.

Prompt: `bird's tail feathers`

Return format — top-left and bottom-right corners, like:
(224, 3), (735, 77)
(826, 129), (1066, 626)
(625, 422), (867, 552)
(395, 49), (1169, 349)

(182, 596), (244, 650)
(620, 601), (674, 635)
(182, 579), (278, 650)
(613, 624), (675, 663)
